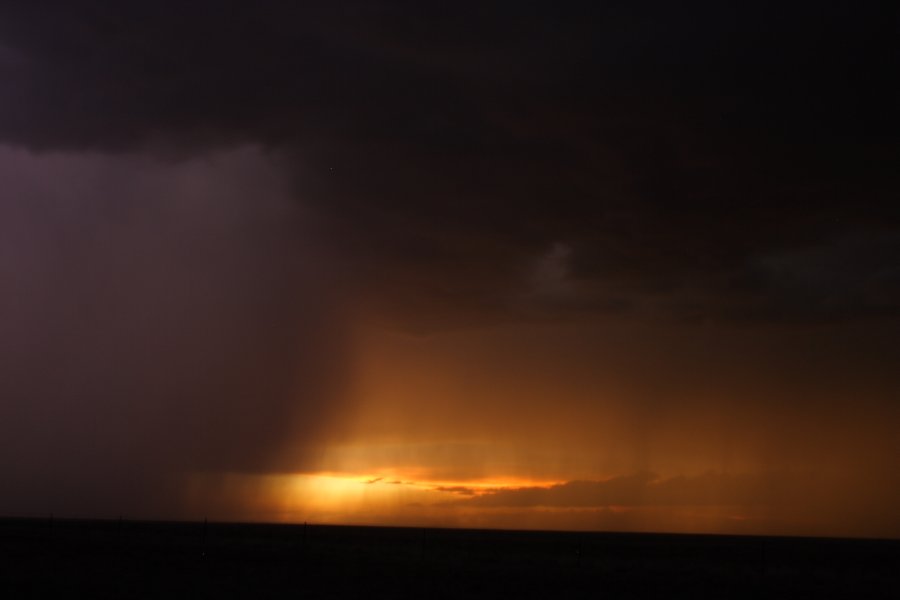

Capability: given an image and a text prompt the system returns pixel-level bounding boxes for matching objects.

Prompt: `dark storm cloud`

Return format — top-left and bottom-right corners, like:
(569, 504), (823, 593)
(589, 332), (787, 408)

(0, 147), (347, 517)
(1, 1), (897, 328)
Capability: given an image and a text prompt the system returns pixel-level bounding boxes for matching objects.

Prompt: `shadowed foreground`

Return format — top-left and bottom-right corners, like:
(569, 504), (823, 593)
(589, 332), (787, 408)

(1, 518), (898, 599)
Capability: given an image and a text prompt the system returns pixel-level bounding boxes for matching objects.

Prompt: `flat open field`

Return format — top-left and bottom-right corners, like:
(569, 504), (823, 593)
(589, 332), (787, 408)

(1, 518), (897, 599)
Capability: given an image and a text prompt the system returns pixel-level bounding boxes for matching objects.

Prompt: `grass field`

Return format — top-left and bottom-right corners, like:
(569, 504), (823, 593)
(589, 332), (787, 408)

(1, 518), (897, 599)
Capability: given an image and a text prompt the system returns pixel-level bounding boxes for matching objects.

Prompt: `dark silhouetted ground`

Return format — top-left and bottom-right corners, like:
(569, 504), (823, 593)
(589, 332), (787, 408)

(1, 518), (897, 599)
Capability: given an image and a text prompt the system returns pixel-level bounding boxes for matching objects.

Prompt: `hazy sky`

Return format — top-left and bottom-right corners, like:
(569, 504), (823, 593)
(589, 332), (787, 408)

(1, 1), (898, 538)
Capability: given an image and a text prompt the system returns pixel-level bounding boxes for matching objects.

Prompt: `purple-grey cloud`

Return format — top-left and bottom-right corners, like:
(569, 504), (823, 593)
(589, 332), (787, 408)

(0, 145), (347, 517)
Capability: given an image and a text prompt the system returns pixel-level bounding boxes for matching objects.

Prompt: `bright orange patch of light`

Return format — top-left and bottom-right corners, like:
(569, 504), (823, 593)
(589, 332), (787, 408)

(302, 471), (565, 495)
(272, 471), (569, 526)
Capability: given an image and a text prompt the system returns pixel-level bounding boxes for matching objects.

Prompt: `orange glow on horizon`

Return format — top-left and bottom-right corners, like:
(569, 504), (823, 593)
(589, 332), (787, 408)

(176, 322), (900, 540)
(307, 471), (567, 493)
(184, 469), (778, 536)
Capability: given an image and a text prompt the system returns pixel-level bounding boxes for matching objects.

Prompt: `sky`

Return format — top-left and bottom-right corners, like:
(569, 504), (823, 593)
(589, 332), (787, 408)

(1, 1), (898, 538)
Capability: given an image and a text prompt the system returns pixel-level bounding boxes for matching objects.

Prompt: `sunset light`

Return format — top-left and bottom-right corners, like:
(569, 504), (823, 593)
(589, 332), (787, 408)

(2, 0), (898, 545)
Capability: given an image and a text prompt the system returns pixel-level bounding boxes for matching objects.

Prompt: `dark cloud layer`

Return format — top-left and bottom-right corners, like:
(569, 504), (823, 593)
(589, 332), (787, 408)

(460, 472), (760, 507)
(0, 1), (897, 327)
(449, 470), (900, 537)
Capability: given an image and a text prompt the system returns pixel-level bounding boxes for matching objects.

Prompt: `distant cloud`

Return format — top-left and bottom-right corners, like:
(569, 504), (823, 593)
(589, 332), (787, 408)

(434, 485), (479, 496)
(461, 472), (766, 508)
